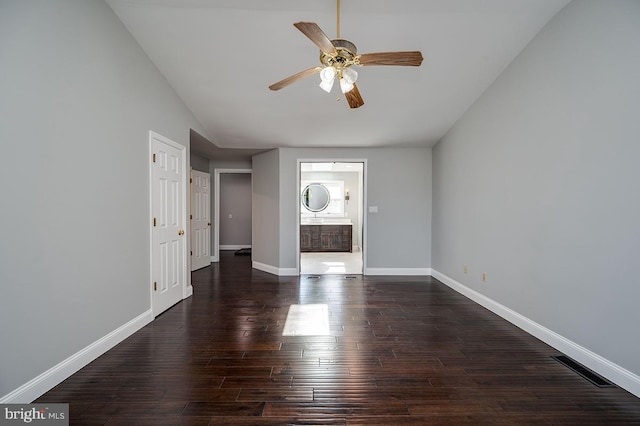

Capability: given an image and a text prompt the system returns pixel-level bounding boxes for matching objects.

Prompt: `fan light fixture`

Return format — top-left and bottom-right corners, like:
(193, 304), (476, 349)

(268, 0), (423, 108)
(319, 65), (358, 93)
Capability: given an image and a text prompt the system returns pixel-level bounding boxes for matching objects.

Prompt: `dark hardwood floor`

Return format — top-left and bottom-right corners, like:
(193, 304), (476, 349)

(37, 251), (640, 425)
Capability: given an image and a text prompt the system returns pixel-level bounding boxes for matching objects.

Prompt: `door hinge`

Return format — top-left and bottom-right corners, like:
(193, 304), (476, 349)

(190, 250), (193, 256)
(190, 178), (193, 183)
(153, 217), (157, 227)
(153, 281), (157, 291)
(152, 153), (156, 163)
(190, 214), (192, 220)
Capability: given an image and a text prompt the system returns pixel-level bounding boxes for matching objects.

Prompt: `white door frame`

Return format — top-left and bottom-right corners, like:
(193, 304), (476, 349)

(148, 131), (192, 317)
(296, 159), (368, 275)
(212, 168), (252, 262)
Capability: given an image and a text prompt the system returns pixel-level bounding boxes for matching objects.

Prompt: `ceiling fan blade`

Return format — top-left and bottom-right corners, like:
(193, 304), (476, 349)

(358, 51), (423, 67)
(344, 83), (364, 109)
(293, 22), (337, 54)
(269, 67), (321, 91)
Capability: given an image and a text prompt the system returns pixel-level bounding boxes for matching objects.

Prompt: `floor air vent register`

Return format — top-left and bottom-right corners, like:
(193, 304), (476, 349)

(306, 275), (358, 279)
(552, 355), (615, 388)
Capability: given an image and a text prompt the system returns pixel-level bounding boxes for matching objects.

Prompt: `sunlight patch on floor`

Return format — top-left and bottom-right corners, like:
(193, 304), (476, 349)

(282, 304), (330, 336)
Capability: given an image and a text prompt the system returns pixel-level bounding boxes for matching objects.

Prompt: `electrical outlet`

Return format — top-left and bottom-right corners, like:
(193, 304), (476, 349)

(482, 272), (487, 282)
(464, 265), (468, 274)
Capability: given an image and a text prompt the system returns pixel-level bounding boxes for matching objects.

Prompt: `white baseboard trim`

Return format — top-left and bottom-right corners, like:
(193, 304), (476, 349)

(210, 255), (219, 263)
(365, 267), (432, 276)
(220, 245), (251, 251)
(0, 310), (154, 403)
(185, 284), (193, 298)
(252, 261), (298, 276)
(431, 269), (640, 398)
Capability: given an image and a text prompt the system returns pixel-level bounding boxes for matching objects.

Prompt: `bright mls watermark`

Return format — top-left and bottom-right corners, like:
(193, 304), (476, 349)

(0, 404), (68, 425)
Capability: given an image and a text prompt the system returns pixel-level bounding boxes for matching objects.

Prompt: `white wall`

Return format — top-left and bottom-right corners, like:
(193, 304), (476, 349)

(432, 0), (640, 392)
(274, 147), (432, 274)
(0, 0), (206, 400)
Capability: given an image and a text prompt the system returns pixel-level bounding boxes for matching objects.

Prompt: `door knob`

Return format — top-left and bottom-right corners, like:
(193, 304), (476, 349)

(178, 230), (185, 236)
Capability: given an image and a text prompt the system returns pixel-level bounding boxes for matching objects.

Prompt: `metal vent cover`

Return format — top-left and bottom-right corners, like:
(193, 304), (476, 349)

(552, 355), (615, 388)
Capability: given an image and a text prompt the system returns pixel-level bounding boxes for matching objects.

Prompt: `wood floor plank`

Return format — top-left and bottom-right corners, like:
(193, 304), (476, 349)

(34, 251), (640, 424)
(237, 387), (314, 402)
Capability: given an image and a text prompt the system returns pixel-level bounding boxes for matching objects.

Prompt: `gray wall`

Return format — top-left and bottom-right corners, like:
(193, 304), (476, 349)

(190, 153), (209, 173)
(210, 159), (252, 170)
(432, 0), (640, 377)
(0, 0), (205, 399)
(278, 148), (432, 270)
(252, 150), (280, 268)
(219, 173), (252, 247)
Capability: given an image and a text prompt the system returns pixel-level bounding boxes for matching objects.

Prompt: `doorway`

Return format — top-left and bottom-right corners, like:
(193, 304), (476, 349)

(298, 161), (365, 275)
(213, 169), (252, 262)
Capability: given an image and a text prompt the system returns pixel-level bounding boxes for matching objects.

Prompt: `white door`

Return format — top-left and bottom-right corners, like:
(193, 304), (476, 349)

(150, 132), (186, 316)
(191, 170), (211, 271)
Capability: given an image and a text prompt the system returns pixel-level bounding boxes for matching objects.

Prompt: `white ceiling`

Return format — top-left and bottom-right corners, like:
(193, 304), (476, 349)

(106, 0), (569, 152)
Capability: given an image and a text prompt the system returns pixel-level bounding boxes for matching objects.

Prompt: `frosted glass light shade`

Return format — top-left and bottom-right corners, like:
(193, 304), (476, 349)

(342, 67), (358, 84)
(319, 66), (336, 93)
(320, 66), (336, 82)
(319, 79), (334, 93)
(340, 78), (354, 93)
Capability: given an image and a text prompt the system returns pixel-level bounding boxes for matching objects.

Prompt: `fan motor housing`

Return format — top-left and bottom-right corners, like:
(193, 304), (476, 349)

(320, 39), (358, 69)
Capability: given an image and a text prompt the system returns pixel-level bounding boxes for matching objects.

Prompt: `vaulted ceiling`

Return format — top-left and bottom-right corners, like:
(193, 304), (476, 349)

(107, 0), (570, 152)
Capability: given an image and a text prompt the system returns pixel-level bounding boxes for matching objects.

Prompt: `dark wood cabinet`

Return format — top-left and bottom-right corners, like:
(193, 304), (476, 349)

(300, 225), (352, 252)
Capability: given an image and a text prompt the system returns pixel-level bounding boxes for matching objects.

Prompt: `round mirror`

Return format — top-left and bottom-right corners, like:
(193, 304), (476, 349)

(302, 183), (330, 212)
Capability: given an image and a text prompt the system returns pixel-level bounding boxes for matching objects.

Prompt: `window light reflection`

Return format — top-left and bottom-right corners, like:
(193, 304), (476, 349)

(282, 304), (330, 336)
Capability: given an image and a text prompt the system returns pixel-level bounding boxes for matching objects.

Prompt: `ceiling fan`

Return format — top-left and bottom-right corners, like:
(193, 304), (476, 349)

(268, 0), (423, 109)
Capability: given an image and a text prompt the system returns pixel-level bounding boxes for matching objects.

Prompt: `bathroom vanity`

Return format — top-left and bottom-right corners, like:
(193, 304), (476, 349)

(300, 182), (352, 252)
(300, 223), (352, 252)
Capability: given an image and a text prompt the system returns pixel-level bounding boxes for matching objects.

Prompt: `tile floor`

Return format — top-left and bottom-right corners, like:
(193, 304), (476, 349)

(300, 250), (363, 275)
